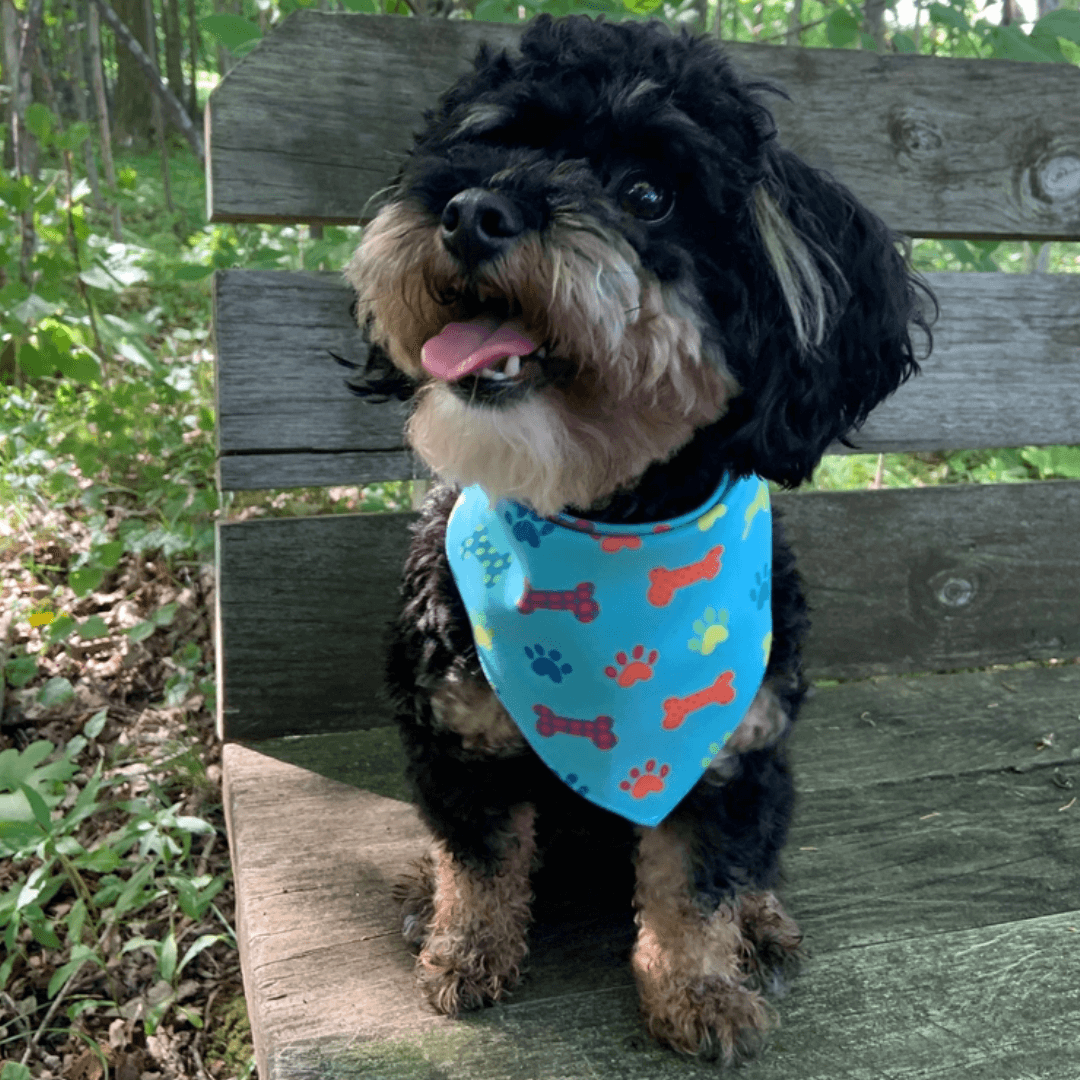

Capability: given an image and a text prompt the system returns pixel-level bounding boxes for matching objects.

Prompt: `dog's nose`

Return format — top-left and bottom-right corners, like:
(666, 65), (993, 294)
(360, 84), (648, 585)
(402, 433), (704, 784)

(440, 188), (525, 268)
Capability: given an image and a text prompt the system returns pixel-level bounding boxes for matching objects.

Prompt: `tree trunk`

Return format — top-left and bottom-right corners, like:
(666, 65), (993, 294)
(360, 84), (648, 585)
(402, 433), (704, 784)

(11, 0), (44, 285)
(90, 0), (204, 161)
(864, 0), (886, 48)
(64, 0), (104, 210)
(112, 0), (153, 145)
(186, 0), (197, 118)
(2, 0), (19, 172)
(88, 1), (123, 240)
(785, 0), (803, 45)
(143, 0), (173, 210)
(162, 0), (184, 108)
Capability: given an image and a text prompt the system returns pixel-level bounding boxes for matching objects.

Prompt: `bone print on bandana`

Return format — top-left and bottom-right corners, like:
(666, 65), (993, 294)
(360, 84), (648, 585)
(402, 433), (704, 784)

(445, 476), (772, 827)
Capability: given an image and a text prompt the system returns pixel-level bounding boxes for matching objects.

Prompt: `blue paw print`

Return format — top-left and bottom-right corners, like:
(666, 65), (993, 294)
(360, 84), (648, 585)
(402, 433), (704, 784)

(564, 772), (589, 795)
(525, 643), (573, 683)
(749, 564), (771, 611)
(505, 505), (555, 548)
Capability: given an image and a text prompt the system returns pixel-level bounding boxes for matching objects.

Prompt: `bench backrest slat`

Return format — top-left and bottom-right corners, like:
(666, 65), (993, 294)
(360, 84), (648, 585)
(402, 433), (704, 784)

(207, 11), (1080, 239)
(214, 268), (1080, 492)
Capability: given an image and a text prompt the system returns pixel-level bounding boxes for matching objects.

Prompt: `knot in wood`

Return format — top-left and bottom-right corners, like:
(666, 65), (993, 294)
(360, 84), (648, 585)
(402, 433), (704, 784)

(936, 575), (975, 609)
(888, 107), (944, 161)
(1036, 154), (1080, 203)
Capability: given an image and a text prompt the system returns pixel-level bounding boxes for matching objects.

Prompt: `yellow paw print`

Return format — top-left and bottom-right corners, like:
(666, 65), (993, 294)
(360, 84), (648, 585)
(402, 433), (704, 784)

(688, 607), (729, 655)
(472, 613), (493, 651)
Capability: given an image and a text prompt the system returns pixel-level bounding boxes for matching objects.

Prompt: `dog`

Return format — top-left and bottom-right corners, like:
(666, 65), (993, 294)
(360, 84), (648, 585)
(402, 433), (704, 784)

(345, 14), (931, 1062)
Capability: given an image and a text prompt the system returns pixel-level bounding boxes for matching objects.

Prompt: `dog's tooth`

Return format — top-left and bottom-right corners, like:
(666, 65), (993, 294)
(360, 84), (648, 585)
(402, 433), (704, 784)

(504, 354), (521, 378)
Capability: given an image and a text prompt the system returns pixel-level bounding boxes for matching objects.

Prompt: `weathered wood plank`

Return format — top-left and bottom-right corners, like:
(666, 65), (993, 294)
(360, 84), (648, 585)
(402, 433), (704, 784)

(206, 12), (1080, 239)
(223, 664), (1080, 1080)
(213, 269), (1080, 491)
(215, 511), (413, 740)
(215, 481), (1080, 741)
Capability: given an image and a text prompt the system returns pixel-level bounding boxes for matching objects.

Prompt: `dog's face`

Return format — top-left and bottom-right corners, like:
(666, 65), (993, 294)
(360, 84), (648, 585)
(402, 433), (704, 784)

(348, 16), (929, 515)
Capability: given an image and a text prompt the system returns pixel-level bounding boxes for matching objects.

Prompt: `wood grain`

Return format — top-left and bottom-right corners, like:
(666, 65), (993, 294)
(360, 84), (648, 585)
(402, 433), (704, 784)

(213, 269), (1080, 491)
(215, 480), (1080, 740)
(223, 662), (1080, 1080)
(206, 12), (1080, 239)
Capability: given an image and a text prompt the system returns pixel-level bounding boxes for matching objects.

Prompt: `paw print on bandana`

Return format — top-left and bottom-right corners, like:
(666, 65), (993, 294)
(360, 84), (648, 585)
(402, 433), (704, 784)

(524, 643), (573, 683)
(749, 564), (771, 611)
(564, 772), (589, 796)
(619, 759), (670, 799)
(687, 607), (729, 656)
(460, 526), (511, 587)
(700, 741), (724, 769)
(504, 505), (555, 548)
(604, 645), (658, 687)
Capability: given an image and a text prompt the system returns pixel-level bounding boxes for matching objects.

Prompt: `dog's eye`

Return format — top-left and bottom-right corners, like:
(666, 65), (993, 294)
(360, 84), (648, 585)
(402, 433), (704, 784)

(619, 177), (674, 223)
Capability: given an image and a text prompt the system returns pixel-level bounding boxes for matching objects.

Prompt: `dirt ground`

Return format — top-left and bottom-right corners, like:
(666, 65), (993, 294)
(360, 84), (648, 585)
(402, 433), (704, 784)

(1, 504), (253, 1080)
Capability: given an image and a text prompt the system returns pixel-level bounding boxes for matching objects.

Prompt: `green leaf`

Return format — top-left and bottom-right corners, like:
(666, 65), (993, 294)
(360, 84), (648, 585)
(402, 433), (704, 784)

(172, 263), (214, 282)
(84, 709), (108, 738)
(55, 122), (92, 151)
(3, 654), (39, 688)
(93, 540), (124, 569)
(78, 846), (123, 872)
(153, 602), (179, 627)
(988, 24), (1057, 61)
(55, 349), (102, 384)
(200, 14), (262, 52)
(928, 2), (970, 32)
(178, 933), (224, 976)
(826, 8), (861, 46)
(891, 32), (917, 53)
(69, 567), (103, 597)
(17, 342), (55, 378)
(46, 616), (75, 648)
(159, 930), (178, 982)
(38, 676), (75, 708)
(127, 621), (156, 643)
(19, 782), (52, 830)
(78, 616), (109, 640)
(1035, 7), (1080, 45)
(24, 103), (55, 142)
(2, 1062), (34, 1080)
(341, 0), (378, 9)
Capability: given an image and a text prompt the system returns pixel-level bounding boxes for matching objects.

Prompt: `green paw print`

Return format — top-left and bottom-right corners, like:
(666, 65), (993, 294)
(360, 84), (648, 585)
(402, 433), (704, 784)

(700, 740), (724, 768)
(688, 607), (729, 656)
(460, 527), (511, 588)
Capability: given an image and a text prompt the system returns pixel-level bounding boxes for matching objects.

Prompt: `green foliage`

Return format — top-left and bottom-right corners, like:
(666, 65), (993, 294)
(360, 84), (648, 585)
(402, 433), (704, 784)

(0, 729), (230, 1036)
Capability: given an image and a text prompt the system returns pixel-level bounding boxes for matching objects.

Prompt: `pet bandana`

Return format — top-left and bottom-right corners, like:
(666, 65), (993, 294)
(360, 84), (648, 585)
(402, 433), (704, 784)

(445, 475), (773, 827)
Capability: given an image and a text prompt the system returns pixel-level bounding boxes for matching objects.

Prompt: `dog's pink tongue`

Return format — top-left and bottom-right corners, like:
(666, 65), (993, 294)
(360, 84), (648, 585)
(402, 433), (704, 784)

(422, 314), (537, 382)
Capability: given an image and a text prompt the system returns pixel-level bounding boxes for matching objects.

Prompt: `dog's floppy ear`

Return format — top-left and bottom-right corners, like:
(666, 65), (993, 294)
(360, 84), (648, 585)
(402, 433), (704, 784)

(723, 146), (934, 488)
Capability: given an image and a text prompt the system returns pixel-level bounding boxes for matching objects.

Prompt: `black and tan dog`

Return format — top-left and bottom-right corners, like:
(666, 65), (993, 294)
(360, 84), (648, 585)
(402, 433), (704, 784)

(346, 14), (931, 1062)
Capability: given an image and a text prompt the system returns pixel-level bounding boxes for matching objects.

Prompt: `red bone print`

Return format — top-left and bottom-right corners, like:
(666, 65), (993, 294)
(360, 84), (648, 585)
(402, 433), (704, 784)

(567, 519), (642, 553)
(646, 544), (725, 607)
(533, 705), (617, 750)
(661, 670), (736, 731)
(517, 579), (600, 622)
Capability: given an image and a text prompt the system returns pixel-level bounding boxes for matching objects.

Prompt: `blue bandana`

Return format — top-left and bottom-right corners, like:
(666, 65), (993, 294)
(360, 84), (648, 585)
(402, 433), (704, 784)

(444, 476), (773, 827)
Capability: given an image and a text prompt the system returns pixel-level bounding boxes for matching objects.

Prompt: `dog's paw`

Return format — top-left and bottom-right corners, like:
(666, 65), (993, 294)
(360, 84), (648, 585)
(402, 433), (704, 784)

(416, 933), (527, 1016)
(738, 891), (803, 997)
(392, 855), (436, 948)
(638, 973), (772, 1063)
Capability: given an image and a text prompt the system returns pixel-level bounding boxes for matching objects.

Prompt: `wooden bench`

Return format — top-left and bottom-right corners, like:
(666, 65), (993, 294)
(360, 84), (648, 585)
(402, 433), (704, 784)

(208, 14), (1080, 1079)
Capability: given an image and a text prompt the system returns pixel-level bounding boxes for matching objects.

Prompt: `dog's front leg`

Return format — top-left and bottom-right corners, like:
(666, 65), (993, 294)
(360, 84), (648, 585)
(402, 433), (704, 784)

(400, 803), (536, 1016)
(632, 822), (792, 1063)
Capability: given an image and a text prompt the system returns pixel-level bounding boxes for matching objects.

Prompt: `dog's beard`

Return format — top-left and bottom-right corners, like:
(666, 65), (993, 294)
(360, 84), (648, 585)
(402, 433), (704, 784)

(349, 202), (739, 515)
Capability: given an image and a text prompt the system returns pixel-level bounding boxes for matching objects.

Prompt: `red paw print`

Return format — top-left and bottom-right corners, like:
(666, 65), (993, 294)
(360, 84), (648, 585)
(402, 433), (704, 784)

(604, 645), (658, 687)
(619, 759), (670, 799)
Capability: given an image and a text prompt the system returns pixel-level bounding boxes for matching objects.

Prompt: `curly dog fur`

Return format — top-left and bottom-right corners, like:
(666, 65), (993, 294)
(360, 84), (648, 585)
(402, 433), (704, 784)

(346, 14), (931, 1062)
